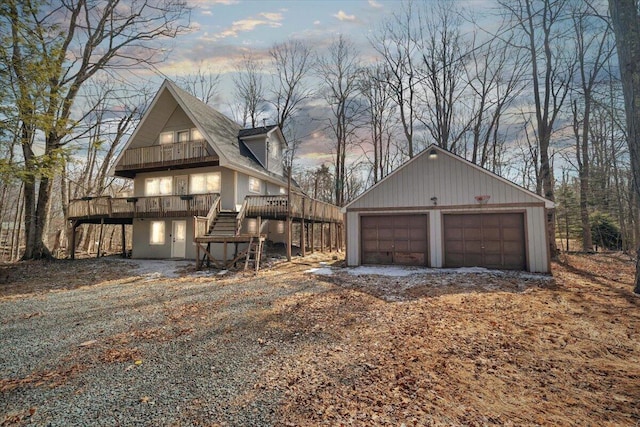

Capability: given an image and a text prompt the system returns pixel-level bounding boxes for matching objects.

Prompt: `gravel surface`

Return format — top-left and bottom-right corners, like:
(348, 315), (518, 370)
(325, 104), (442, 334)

(0, 256), (333, 426)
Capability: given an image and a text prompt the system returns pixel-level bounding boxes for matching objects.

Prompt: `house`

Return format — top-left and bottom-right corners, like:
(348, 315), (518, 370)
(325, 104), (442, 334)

(68, 79), (343, 267)
(343, 145), (553, 273)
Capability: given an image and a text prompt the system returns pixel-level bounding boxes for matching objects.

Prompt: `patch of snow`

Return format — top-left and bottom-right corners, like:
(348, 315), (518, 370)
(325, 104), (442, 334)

(124, 259), (193, 279)
(346, 266), (427, 277)
(305, 267), (333, 275)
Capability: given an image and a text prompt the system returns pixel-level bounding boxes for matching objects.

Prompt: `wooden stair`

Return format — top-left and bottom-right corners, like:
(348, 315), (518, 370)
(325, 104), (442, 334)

(208, 210), (238, 236)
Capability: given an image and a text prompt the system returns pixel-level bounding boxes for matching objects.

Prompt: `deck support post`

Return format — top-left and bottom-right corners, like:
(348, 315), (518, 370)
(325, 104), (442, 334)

(121, 224), (126, 258)
(96, 218), (104, 258)
(320, 222), (325, 252)
(286, 166), (292, 262)
(329, 222), (334, 252)
(301, 219), (306, 257)
(310, 222), (314, 253)
(70, 221), (77, 260)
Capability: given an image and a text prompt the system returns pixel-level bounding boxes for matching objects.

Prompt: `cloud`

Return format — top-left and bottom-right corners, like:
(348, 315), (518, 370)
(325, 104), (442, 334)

(313, 20), (320, 25)
(333, 10), (356, 22)
(212, 12), (284, 40)
(201, 10), (212, 16)
(368, 0), (383, 8)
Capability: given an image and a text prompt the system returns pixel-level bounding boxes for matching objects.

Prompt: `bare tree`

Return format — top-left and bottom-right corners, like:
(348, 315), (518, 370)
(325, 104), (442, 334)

(316, 35), (363, 207)
(233, 53), (266, 128)
(269, 39), (314, 130)
(417, 0), (471, 152)
(370, 0), (420, 159)
(569, 2), (615, 252)
(465, 28), (527, 170)
(609, 0), (640, 293)
(176, 62), (221, 104)
(501, 0), (577, 258)
(359, 64), (399, 183)
(0, 0), (190, 260)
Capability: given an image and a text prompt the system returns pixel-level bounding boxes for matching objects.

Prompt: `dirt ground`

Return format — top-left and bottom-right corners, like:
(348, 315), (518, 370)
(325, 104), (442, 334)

(1, 252), (639, 426)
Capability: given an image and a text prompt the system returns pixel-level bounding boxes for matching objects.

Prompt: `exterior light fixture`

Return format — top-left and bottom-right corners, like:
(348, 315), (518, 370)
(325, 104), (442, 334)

(431, 196), (438, 206)
(428, 148), (438, 159)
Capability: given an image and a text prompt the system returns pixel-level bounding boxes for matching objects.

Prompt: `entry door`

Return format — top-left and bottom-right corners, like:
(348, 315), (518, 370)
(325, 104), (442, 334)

(171, 220), (187, 258)
(175, 175), (188, 195)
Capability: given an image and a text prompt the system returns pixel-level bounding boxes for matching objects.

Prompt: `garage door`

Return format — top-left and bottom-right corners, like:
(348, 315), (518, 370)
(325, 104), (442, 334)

(361, 215), (428, 266)
(443, 213), (526, 270)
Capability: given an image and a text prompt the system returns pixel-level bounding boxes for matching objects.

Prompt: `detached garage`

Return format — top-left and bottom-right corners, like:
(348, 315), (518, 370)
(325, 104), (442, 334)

(344, 145), (554, 273)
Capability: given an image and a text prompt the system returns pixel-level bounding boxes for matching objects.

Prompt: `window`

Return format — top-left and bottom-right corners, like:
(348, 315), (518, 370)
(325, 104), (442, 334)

(277, 221), (285, 234)
(249, 177), (261, 193)
(279, 187), (286, 195)
(191, 128), (203, 141)
(145, 177), (172, 196)
(177, 130), (190, 143)
(247, 219), (258, 234)
(190, 172), (221, 194)
(159, 131), (173, 144)
(150, 221), (165, 245)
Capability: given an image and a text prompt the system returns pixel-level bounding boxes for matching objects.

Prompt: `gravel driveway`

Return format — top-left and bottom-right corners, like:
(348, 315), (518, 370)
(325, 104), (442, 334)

(1, 256), (333, 426)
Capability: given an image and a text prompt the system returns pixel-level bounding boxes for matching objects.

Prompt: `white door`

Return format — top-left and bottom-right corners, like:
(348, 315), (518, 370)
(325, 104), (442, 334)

(171, 220), (187, 258)
(175, 175), (188, 195)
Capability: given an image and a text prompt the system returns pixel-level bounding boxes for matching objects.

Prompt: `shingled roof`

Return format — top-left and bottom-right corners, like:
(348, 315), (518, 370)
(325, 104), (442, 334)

(163, 80), (292, 187)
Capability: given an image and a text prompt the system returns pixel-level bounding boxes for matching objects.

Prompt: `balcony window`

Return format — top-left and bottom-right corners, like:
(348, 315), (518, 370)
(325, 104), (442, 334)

(150, 221), (165, 245)
(249, 177), (261, 193)
(177, 130), (190, 143)
(279, 186), (286, 195)
(190, 172), (220, 194)
(191, 128), (203, 141)
(145, 177), (173, 196)
(159, 131), (173, 144)
(277, 221), (285, 234)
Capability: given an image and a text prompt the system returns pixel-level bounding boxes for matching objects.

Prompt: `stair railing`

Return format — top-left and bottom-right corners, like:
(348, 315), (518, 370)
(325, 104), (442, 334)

(235, 198), (248, 235)
(194, 194), (221, 239)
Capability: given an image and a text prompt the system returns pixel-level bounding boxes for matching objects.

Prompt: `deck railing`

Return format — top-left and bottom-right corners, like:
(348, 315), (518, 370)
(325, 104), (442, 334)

(68, 193), (220, 220)
(244, 193), (342, 223)
(116, 140), (216, 169)
(194, 195), (221, 238)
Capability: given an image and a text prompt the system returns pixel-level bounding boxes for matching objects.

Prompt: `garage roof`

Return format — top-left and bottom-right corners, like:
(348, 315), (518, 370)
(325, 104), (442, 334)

(344, 144), (554, 211)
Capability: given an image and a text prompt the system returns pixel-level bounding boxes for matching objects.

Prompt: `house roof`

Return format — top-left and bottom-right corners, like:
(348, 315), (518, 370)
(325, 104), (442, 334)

(113, 79), (293, 189)
(343, 144), (555, 211)
(238, 125), (278, 138)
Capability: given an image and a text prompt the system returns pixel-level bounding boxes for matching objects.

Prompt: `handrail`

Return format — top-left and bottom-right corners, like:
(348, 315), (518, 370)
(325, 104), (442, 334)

(242, 193), (342, 223)
(236, 198), (248, 235)
(68, 193), (219, 220)
(117, 139), (214, 168)
(194, 194), (221, 238)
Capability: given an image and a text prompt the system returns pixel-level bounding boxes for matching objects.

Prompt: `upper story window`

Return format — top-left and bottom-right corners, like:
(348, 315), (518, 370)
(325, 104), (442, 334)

(177, 130), (190, 143)
(145, 177), (172, 196)
(191, 128), (203, 141)
(249, 177), (261, 193)
(279, 187), (286, 195)
(159, 131), (173, 144)
(190, 172), (220, 194)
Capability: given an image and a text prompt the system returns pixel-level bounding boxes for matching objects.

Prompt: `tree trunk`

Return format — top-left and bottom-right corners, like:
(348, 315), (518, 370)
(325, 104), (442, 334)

(610, 0), (640, 293)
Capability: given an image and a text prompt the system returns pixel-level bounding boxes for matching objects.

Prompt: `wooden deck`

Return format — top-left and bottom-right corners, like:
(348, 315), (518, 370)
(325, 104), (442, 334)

(68, 193), (219, 224)
(114, 140), (220, 178)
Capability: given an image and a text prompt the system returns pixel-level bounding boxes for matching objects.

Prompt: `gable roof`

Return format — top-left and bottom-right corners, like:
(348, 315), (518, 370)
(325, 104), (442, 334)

(112, 79), (293, 188)
(344, 144), (554, 210)
(238, 125), (278, 138)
